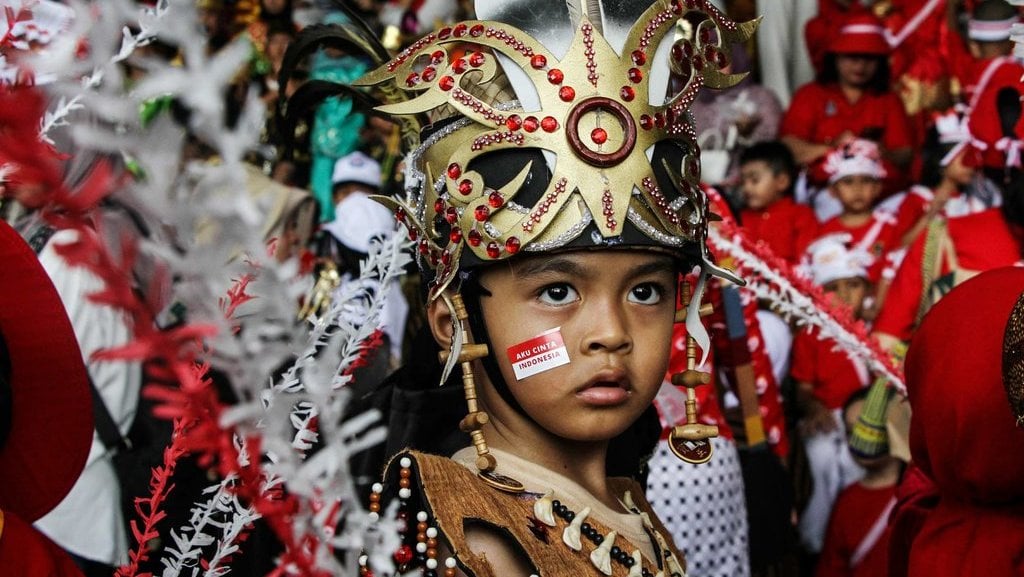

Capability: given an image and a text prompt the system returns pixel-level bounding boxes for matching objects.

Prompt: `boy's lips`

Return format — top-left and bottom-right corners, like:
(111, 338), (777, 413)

(576, 370), (631, 405)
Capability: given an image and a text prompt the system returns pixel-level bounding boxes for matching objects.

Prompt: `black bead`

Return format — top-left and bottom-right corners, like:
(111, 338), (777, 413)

(581, 522), (592, 533)
(552, 500), (562, 508)
(611, 546), (622, 558)
(593, 534), (603, 545)
(624, 556), (636, 567)
(425, 571), (438, 577)
(565, 511), (575, 522)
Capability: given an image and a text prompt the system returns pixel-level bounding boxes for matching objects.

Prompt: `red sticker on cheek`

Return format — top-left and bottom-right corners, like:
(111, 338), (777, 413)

(506, 327), (571, 381)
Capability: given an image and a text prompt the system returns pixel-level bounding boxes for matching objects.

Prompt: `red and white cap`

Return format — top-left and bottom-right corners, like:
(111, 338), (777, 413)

(823, 138), (888, 184)
(968, 15), (1019, 42)
(829, 13), (892, 56)
(803, 233), (870, 286)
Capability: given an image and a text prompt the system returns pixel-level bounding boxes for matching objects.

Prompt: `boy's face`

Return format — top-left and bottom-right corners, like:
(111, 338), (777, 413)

(740, 160), (789, 211)
(823, 276), (869, 316)
(831, 174), (881, 214)
(475, 250), (677, 443)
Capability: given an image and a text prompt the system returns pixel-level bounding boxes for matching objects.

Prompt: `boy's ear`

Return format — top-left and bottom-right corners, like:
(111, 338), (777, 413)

(774, 171), (793, 194)
(427, 293), (455, 349)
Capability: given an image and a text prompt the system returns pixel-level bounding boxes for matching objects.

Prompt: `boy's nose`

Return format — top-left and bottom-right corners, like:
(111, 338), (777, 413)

(582, 300), (633, 354)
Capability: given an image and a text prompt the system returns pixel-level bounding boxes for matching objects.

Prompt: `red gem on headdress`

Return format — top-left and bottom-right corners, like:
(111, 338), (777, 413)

(429, 250), (440, 266)
(559, 86), (575, 102)
(523, 116), (539, 132)
(468, 228), (482, 246)
(631, 50), (646, 66)
(704, 45), (717, 62)
(486, 241), (501, 258)
(547, 69), (564, 84)
(672, 0), (684, 13)
(474, 205), (490, 221)
(654, 113), (666, 128)
(440, 250), (451, 265)
(699, 27), (712, 43)
(445, 207), (459, 224)
(458, 179), (474, 195)
(439, 75), (455, 91)
(671, 44), (684, 62)
(620, 86), (635, 101)
(450, 227), (463, 243)
(454, 23), (468, 37)
(394, 545), (414, 565)
(447, 163), (462, 179)
(506, 115), (523, 130)
(396, 207), (407, 222)
(469, 52), (486, 67)
(439, 27), (452, 39)
(405, 72), (420, 87)
(640, 114), (653, 130)
(452, 58), (468, 74)
(431, 50), (445, 64)
(407, 227), (418, 241)
(505, 237), (521, 254)
(488, 190), (504, 207)
(628, 68), (643, 83)
(541, 116), (559, 132)
(434, 198), (446, 214)
(422, 67), (437, 82)
(418, 239), (429, 254)
(591, 127), (608, 145)
(692, 56), (705, 70)
(531, 54), (547, 69)
(683, 42), (694, 57)
(470, 24), (485, 37)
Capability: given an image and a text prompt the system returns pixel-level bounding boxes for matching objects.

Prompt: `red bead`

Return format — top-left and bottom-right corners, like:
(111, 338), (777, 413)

(450, 227), (463, 243)
(559, 86), (575, 102)
(447, 162), (462, 179)
(468, 229), (482, 246)
(458, 179), (474, 195)
(396, 207), (407, 222)
(438, 27), (451, 39)
(591, 127), (608, 144)
(445, 207), (458, 223)
(433, 198), (446, 214)
(469, 52), (485, 67)
(505, 236), (521, 254)
(440, 250), (451, 265)
(506, 115), (522, 130)
(452, 58), (468, 74)
(421, 67), (436, 82)
(439, 75), (455, 91)
(453, 23), (467, 37)
(394, 544), (414, 565)
(488, 190), (504, 207)
(431, 50), (445, 64)
(620, 86), (635, 101)
(405, 72), (419, 87)
(628, 67), (643, 83)
(671, 43), (684, 62)
(486, 241), (501, 258)
(531, 54), (547, 69)
(640, 114), (653, 130)
(474, 205), (490, 221)
(541, 116), (558, 132)
(631, 49), (646, 66)
(470, 24), (484, 37)
(418, 239), (429, 254)
(547, 69), (564, 84)
(523, 116), (539, 132)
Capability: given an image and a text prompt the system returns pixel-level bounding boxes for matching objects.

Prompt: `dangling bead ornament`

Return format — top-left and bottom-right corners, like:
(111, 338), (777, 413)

(668, 279), (719, 464)
(442, 293), (525, 492)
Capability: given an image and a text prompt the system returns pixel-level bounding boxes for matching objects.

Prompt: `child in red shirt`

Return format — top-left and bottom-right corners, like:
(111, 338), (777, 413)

(815, 388), (902, 577)
(815, 139), (901, 284)
(738, 141), (818, 266)
(792, 236), (872, 554)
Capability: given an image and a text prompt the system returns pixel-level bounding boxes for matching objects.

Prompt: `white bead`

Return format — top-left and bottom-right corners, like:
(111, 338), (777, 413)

(426, 559), (438, 570)
(368, 511), (380, 522)
(445, 557), (458, 568)
(400, 457), (412, 468)
(399, 488), (412, 499)
(358, 555), (368, 566)
(426, 527), (438, 538)
(417, 511), (428, 522)
(371, 483), (383, 493)
(416, 542), (428, 553)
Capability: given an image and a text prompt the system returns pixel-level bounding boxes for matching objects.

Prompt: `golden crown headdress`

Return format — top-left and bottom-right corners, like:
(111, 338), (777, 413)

(279, 0), (756, 300)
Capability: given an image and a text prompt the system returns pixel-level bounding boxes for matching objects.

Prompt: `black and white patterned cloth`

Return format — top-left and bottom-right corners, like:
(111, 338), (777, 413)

(646, 437), (750, 577)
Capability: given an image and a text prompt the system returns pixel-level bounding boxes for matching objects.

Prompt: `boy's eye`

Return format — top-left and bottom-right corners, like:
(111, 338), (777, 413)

(538, 283), (580, 305)
(628, 282), (663, 305)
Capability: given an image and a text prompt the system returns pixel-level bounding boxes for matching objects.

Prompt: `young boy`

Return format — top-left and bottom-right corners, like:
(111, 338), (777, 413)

(738, 141), (819, 266)
(815, 139), (901, 283)
(285, 1), (760, 576)
(791, 236), (872, 555)
(815, 388), (902, 577)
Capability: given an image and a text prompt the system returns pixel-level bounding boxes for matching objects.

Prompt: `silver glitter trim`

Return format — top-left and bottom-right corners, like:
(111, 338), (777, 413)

(626, 207), (686, 247)
(523, 206), (593, 252)
(483, 221), (502, 238)
(505, 201), (530, 214)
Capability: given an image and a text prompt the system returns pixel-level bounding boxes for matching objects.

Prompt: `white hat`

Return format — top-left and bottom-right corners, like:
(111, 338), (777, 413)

(804, 234), (869, 286)
(323, 193), (395, 253)
(331, 151), (382, 189)
(823, 138), (887, 184)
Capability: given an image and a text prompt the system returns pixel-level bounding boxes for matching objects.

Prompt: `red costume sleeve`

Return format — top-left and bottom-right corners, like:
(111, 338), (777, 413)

(0, 511), (85, 577)
(873, 228), (925, 341)
(780, 84), (820, 140)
